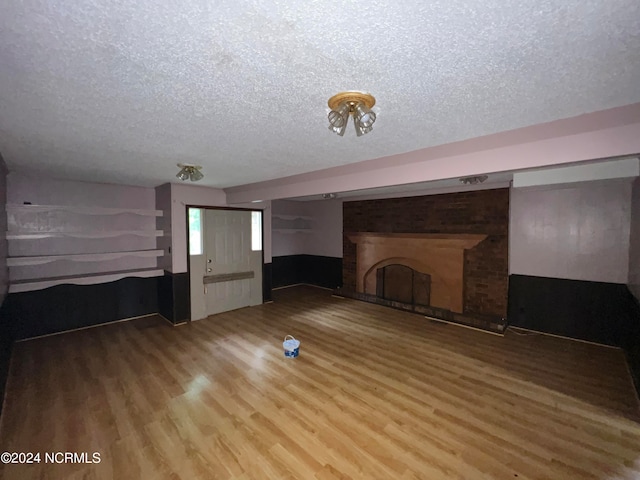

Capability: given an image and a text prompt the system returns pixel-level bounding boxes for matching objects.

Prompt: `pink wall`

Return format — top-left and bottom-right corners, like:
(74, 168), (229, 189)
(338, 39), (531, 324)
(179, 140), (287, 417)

(628, 178), (640, 299)
(304, 199), (343, 258)
(225, 104), (640, 204)
(271, 199), (343, 258)
(271, 200), (308, 257)
(155, 183), (172, 271)
(510, 180), (632, 283)
(8, 173), (155, 208)
(7, 173), (159, 281)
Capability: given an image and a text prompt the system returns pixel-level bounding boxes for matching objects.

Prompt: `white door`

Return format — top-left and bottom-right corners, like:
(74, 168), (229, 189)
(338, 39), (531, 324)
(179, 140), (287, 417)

(189, 208), (263, 320)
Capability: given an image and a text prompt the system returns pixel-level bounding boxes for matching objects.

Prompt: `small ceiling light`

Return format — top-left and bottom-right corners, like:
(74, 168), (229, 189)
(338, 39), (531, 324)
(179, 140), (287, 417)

(459, 175), (488, 185)
(322, 193), (337, 199)
(328, 91), (376, 137)
(176, 163), (204, 182)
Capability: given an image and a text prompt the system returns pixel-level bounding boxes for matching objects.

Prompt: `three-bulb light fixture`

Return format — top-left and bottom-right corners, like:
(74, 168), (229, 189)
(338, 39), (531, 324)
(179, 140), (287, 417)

(327, 91), (376, 137)
(176, 163), (204, 182)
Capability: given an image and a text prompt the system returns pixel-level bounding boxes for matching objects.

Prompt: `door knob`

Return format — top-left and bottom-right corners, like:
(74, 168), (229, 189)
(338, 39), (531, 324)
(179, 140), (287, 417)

(207, 268), (212, 272)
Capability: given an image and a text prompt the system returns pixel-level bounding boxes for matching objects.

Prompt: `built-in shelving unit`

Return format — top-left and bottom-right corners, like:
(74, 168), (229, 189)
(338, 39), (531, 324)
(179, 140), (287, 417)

(7, 250), (164, 267)
(6, 204), (163, 217)
(9, 268), (164, 293)
(7, 202), (165, 292)
(272, 214), (313, 233)
(7, 230), (164, 240)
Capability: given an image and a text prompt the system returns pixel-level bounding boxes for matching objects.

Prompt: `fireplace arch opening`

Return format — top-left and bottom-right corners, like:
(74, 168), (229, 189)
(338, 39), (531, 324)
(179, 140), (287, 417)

(375, 263), (432, 306)
(363, 256), (449, 295)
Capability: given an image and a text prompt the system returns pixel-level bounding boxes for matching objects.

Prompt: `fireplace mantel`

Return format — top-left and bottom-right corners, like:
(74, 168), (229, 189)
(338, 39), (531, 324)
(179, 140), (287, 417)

(346, 232), (487, 313)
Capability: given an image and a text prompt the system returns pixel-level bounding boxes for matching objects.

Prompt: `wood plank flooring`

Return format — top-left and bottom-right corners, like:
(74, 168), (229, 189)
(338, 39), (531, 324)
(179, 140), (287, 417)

(1, 285), (639, 479)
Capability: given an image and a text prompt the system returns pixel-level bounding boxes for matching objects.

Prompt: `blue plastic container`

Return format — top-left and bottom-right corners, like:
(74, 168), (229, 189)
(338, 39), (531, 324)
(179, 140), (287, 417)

(283, 335), (300, 358)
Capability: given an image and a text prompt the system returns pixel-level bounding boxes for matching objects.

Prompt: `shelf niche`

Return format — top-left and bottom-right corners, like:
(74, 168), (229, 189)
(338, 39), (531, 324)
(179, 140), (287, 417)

(272, 214), (313, 233)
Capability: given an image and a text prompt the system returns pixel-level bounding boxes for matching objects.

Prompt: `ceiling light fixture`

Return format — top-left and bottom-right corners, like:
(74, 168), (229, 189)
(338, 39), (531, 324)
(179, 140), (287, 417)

(328, 91), (376, 137)
(459, 175), (488, 185)
(322, 193), (337, 199)
(176, 163), (204, 182)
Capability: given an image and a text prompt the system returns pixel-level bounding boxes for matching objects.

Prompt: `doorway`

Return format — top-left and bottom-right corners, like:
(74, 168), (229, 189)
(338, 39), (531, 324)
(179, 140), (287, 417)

(188, 207), (263, 320)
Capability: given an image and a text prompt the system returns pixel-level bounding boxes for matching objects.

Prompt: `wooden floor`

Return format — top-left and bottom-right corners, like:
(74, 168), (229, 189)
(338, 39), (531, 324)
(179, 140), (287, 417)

(1, 285), (639, 479)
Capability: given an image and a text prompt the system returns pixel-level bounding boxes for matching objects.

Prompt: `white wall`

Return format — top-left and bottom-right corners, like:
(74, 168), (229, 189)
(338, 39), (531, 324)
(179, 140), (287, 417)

(628, 178), (640, 299)
(510, 180), (632, 283)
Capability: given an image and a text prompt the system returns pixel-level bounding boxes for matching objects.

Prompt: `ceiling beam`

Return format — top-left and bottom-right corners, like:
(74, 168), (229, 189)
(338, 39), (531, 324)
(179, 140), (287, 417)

(225, 103), (640, 203)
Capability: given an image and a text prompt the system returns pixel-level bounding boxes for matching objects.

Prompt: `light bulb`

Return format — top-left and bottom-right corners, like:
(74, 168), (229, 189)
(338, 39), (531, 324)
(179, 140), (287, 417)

(354, 103), (376, 129)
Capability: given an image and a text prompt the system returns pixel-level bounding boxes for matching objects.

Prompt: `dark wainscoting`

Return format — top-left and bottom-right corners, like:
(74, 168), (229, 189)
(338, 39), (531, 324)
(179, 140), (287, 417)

(157, 271), (189, 324)
(508, 274), (640, 396)
(173, 273), (189, 322)
(508, 274), (638, 347)
(624, 295), (640, 397)
(0, 327), (11, 417)
(263, 263), (272, 302)
(272, 255), (342, 289)
(272, 256), (298, 288)
(0, 276), (159, 341)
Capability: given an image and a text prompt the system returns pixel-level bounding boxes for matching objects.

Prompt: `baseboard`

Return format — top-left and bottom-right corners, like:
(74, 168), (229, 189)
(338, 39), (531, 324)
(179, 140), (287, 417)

(15, 313), (158, 342)
(273, 283), (334, 292)
(272, 283), (305, 291)
(426, 316), (504, 337)
(301, 283), (334, 291)
(507, 326), (620, 349)
(157, 313), (185, 326)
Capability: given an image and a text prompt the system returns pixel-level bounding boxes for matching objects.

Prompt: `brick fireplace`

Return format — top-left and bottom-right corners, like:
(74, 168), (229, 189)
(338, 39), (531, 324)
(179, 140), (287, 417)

(341, 189), (509, 331)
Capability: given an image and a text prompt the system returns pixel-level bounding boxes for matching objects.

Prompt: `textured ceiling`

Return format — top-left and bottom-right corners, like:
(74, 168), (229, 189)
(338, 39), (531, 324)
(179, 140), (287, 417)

(1, 0), (639, 188)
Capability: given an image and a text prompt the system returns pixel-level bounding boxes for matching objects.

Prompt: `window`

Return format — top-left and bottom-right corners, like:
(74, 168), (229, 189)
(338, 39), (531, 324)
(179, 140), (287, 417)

(188, 208), (202, 255)
(251, 211), (262, 251)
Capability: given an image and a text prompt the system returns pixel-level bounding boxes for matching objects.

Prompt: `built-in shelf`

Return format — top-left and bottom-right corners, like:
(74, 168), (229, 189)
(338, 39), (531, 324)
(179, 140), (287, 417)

(7, 249), (164, 267)
(272, 228), (313, 234)
(272, 214), (313, 232)
(7, 202), (163, 290)
(7, 204), (163, 217)
(7, 230), (164, 240)
(271, 214), (313, 221)
(9, 268), (164, 293)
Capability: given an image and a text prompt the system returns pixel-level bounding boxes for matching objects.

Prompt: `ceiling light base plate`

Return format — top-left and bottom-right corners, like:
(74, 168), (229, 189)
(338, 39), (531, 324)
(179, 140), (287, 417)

(328, 91), (376, 110)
